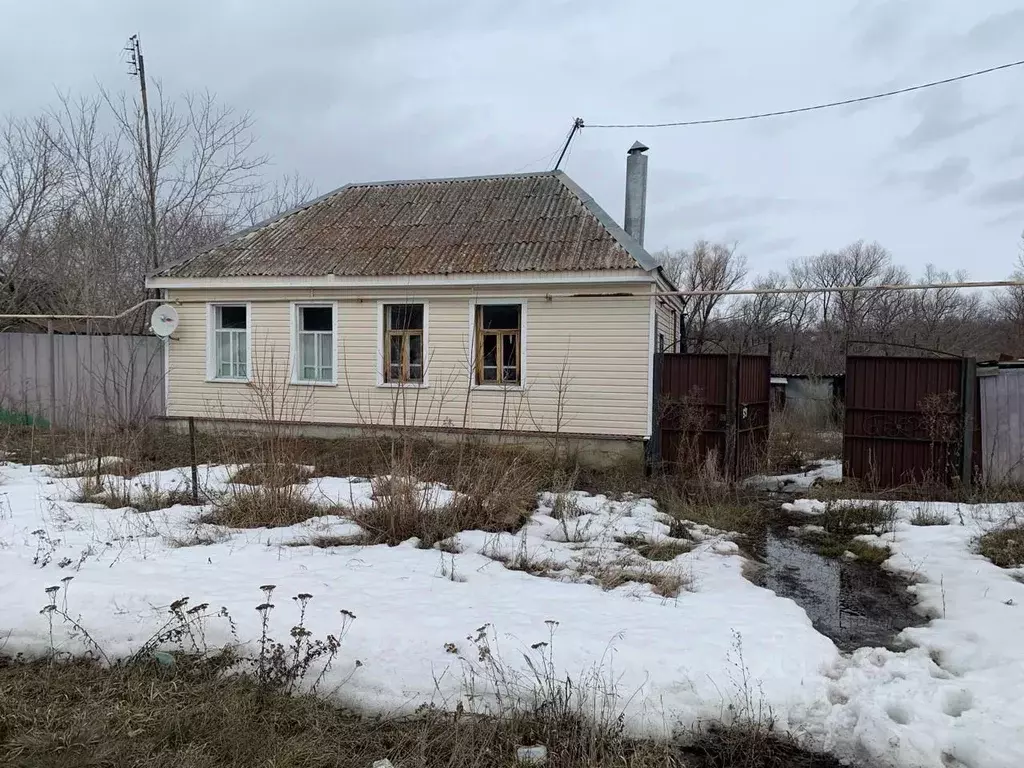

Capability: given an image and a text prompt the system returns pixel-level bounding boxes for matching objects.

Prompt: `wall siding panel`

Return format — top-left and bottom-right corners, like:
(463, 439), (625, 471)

(166, 283), (653, 437)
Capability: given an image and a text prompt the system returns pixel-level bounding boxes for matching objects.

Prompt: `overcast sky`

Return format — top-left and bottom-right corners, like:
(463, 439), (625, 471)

(3, 0), (1023, 278)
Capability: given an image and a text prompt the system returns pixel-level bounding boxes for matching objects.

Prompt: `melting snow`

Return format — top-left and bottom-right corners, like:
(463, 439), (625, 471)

(1, 462), (1022, 767)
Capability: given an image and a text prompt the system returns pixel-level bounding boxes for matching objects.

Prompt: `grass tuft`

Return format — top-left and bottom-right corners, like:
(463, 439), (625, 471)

(284, 534), (367, 548)
(204, 484), (325, 529)
(910, 509), (950, 526)
(979, 526), (1024, 568)
(230, 463), (312, 487)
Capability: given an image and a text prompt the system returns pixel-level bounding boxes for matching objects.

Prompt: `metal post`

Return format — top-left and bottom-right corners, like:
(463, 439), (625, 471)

(726, 354), (740, 479)
(189, 416), (200, 505)
(47, 319), (56, 428)
(960, 358), (977, 489)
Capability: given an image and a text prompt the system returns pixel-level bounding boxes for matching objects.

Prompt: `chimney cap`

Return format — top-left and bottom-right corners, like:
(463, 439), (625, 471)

(628, 140), (649, 154)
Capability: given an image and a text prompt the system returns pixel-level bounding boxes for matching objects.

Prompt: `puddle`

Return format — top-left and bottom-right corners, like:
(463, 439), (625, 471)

(754, 530), (921, 651)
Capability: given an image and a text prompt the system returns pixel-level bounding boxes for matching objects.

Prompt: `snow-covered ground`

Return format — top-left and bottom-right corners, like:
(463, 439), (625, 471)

(1, 461), (1022, 768)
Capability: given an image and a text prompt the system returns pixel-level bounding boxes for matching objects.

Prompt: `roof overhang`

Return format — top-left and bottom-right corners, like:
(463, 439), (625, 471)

(147, 269), (656, 291)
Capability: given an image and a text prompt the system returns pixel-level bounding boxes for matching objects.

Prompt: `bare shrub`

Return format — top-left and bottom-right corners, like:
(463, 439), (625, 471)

(357, 475), (453, 548)
(205, 483), (324, 529)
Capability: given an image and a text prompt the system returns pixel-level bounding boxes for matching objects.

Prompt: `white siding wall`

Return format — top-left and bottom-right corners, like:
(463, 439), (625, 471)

(166, 282), (654, 437)
(654, 297), (679, 354)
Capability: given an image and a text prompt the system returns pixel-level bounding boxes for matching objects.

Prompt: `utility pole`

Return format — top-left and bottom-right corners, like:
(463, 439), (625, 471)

(554, 118), (584, 171)
(126, 34), (159, 271)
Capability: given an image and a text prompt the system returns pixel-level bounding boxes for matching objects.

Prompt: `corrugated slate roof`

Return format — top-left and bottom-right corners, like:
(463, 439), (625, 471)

(154, 170), (658, 279)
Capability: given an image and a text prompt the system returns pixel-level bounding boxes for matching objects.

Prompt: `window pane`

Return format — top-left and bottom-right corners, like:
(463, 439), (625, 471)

(482, 366), (498, 382)
(502, 366), (517, 382)
(301, 306), (332, 332)
(501, 334), (517, 368)
(388, 304), (423, 331)
(409, 364), (422, 381)
(389, 363), (402, 381)
(409, 334), (423, 366)
(318, 334), (333, 373)
(481, 304), (520, 330)
(299, 333), (315, 375)
(216, 332), (230, 365)
(388, 336), (403, 379)
(218, 305), (247, 330)
(482, 334), (497, 367)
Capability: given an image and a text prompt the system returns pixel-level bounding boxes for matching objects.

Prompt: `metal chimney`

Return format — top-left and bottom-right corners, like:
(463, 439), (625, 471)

(624, 140), (649, 245)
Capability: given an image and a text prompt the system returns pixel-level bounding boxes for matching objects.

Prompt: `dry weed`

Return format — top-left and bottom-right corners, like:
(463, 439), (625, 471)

(979, 526), (1024, 568)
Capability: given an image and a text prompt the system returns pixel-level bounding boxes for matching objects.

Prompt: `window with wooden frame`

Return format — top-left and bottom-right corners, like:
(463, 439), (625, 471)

(474, 304), (521, 385)
(383, 303), (425, 383)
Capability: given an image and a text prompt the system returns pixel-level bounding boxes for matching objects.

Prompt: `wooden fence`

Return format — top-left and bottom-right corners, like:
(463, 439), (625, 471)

(0, 331), (165, 429)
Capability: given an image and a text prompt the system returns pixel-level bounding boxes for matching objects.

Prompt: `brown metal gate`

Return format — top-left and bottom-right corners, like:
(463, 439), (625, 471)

(653, 353), (770, 478)
(843, 355), (975, 488)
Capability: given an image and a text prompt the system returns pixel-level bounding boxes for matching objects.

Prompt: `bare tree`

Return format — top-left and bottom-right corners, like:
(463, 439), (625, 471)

(242, 172), (316, 226)
(0, 86), (284, 318)
(659, 240), (747, 352)
(0, 115), (65, 312)
(104, 85), (269, 267)
(993, 239), (1024, 356)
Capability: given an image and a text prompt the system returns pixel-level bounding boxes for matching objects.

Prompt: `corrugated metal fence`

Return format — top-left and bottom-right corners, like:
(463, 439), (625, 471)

(843, 355), (974, 488)
(653, 353), (770, 478)
(978, 364), (1024, 485)
(0, 332), (166, 429)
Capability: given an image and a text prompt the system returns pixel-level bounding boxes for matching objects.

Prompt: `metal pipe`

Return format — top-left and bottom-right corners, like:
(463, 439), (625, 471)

(1, 278), (1022, 326)
(649, 279), (1024, 298)
(0, 298), (166, 322)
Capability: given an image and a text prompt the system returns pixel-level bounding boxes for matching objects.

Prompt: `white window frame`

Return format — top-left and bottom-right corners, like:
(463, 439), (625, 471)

(206, 302), (252, 383)
(468, 298), (527, 390)
(376, 299), (430, 388)
(290, 301), (338, 386)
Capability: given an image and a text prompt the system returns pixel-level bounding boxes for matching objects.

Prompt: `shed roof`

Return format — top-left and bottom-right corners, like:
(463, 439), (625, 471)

(153, 170), (659, 280)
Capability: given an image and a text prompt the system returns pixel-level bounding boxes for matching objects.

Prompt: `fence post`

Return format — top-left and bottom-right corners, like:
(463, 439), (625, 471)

(189, 416), (200, 505)
(47, 320), (56, 428)
(646, 353), (664, 475)
(726, 354), (739, 479)
(960, 358), (977, 489)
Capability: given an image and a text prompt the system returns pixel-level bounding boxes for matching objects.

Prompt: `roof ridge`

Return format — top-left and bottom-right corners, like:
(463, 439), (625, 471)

(346, 170), (558, 188)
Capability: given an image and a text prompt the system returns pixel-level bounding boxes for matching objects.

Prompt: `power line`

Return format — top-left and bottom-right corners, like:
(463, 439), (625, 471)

(586, 57), (1024, 129)
(651, 279), (1024, 299)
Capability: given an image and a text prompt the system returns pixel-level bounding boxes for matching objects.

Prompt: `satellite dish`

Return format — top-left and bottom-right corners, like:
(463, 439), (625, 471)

(151, 304), (180, 338)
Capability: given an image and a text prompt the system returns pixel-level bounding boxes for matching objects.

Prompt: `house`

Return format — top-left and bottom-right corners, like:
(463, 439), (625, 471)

(147, 144), (683, 465)
(769, 373), (845, 425)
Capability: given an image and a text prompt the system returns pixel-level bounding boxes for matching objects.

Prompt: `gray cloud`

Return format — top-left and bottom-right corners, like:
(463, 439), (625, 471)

(0, 1), (1021, 277)
(895, 85), (1000, 151)
(974, 177), (1024, 207)
(849, 0), (924, 56)
(961, 9), (1024, 52)
(887, 156), (974, 199)
(754, 236), (800, 256)
(669, 196), (801, 228)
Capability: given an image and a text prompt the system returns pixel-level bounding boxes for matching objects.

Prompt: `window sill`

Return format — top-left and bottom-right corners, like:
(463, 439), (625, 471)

(290, 379), (338, 387)
(377, 382), (429, 389)
(206, 376), (251, 384)
(471, 383), (526, 392)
